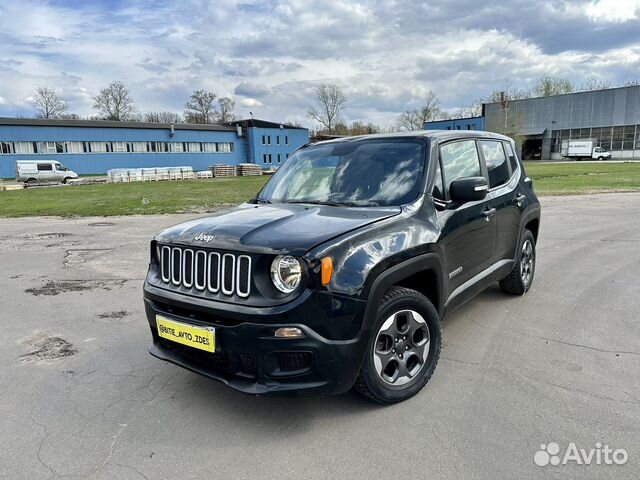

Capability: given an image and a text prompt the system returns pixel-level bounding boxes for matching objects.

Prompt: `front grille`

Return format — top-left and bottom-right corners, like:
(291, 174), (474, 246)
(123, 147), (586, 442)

(160, 245), (251, 298)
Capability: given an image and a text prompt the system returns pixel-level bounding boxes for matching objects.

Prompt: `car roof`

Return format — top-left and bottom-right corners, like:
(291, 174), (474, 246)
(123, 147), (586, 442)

(313, 130), (513, 145)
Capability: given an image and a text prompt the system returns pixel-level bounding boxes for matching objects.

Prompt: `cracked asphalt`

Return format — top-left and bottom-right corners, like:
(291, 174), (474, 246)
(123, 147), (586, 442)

(1, 192), (640, 480)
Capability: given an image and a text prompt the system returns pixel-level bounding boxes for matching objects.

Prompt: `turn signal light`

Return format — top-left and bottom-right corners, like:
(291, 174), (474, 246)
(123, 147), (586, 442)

(274, 327), (305, 338)
(321, 257), (333, 286)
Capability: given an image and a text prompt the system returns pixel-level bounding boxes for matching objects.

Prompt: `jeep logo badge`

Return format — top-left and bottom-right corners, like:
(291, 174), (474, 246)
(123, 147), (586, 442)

(194, 233), (216, 243)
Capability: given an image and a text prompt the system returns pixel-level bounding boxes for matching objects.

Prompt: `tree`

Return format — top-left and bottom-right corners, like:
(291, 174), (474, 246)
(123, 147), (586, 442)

(580, 77), (612, 91)
(307, 83), (346, 133)
(143, 111), (183, 123)
(217, 97), (236, 123)
(397, 91), (443, 130)
(93, 81), (135, 121)
(184, 89), (217, 124)
(533, 75), (574, 97)
(31, 86), (67, 119)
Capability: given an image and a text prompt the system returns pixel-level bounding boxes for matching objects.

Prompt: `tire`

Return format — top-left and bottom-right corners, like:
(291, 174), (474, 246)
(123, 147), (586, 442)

(25, 178), (37, 186)
(63, 177), (72, 184)
(597, 156), (604, 161)
(354, 286), (441, 404)
(499, 229), (536, 295)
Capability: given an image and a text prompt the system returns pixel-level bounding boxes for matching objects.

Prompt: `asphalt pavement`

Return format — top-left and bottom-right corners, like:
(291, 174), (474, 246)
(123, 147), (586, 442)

(1, 193), (639, 479)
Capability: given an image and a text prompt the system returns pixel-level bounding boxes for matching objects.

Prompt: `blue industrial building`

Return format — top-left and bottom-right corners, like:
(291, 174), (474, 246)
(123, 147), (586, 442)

(423, 116), (485, 131)
(0, 117), (309, 178)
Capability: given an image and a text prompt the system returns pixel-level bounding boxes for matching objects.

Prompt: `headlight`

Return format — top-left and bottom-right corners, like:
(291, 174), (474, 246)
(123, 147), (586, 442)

(270, 255), (302, 293)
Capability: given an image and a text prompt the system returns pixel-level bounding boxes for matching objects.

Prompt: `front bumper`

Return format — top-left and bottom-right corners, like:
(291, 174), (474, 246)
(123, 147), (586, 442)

(144, 282), (369, 396)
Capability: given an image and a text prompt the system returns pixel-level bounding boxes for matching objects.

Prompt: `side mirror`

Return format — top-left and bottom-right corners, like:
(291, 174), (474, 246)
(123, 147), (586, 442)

(450, 176), (488, 204)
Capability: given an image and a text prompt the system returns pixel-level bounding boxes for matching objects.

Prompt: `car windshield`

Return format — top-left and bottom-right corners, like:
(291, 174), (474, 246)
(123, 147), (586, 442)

(258, 139), (426, 207)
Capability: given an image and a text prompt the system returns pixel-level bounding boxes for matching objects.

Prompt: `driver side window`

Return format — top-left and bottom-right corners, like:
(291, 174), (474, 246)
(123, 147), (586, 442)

(439, 140), (481, 200)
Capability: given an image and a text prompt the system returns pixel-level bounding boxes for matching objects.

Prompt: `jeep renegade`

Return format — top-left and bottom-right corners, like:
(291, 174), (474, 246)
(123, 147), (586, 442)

(143, 131), (541, 403)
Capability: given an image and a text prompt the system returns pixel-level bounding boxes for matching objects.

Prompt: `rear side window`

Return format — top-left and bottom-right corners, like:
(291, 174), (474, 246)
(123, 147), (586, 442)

(504, 142), (519, 173)
(479, 140), (510, 188)
(37, 163), (53, 171)
(440, 140), (481, 197)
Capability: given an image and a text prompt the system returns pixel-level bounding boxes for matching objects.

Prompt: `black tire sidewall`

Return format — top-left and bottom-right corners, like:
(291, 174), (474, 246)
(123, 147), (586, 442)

(518, 230), (536, 292)
(360, 291), (441, 403)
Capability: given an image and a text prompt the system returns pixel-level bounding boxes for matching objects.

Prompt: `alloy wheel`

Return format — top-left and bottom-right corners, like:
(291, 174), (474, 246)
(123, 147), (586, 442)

(372, 309), (431, 386)
(520, 239), (534, 287)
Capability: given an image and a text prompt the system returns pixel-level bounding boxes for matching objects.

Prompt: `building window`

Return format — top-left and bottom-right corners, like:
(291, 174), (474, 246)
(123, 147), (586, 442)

(202, 143), (216, 153)
(285, 135), (289, 145)
(131, 142), (146, 152)
(263, 154), (268, 163)
(169, 142), (183, 153)
(276, 136), (280, 145)
(267, 135), (272, 145)
(186, 142), (201, 153)
(13, 141), (35, 154)
(217, 142), (232, 153)
(65, 141), (84, 153)
(0, 141), (12, 154)
(277, 153), (281, 163)
(113, 141), (127, 153)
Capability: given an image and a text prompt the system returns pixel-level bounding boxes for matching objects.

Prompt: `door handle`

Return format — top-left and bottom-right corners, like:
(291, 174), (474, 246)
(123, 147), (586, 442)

(481, 208), (496, 221)
(513, 194), (526, 207)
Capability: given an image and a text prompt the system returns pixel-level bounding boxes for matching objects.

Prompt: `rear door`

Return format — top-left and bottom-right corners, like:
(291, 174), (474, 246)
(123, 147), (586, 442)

(434, 139), (495, 299)
(478, 140), (521, 262)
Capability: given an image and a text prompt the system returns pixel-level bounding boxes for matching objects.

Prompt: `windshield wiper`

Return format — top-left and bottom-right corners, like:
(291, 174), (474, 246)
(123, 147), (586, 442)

(285, 200), (344, 206)
(254, 197), (272, 204)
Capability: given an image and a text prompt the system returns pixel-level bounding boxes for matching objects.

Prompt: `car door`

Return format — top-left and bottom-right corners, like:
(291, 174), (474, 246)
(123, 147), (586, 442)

(433, 139), (495, 302)
(478, 140), (522, 262)
(36, 162), (54, 183)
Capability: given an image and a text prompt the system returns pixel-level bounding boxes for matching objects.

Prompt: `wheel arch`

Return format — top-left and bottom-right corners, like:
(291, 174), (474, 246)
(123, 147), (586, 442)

(361, 253), (444, 336)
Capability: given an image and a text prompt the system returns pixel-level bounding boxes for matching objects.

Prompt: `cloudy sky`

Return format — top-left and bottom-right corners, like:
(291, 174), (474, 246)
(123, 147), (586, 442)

(0, 0), (639, 127)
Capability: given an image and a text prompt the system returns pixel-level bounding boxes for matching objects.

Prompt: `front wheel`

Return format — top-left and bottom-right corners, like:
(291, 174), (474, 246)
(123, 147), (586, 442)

(354, 286), (441, 404)
(499, 229), (536, 295)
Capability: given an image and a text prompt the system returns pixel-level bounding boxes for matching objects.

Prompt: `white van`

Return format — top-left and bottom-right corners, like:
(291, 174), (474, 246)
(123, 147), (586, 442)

(15, 160), (79, 185)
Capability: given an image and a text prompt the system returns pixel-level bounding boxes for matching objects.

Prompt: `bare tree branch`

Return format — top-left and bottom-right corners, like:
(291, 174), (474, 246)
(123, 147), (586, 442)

(93, 81), (135, 121)
(307, 83), (346, 133)
(397, 91), (443, 130)
(184, 89), (217, 124)
(31, 86), (67, 119)
(216, 97), (236, 123)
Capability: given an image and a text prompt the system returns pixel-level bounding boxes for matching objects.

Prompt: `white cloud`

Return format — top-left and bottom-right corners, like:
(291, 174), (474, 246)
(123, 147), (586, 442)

(0, 96), (6, 105)
(586, 0), (640, 23)
(240, 98), (264, 108)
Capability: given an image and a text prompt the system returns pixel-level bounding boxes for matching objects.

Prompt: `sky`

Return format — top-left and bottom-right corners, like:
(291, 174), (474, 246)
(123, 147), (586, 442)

(0, 0), (639, 128)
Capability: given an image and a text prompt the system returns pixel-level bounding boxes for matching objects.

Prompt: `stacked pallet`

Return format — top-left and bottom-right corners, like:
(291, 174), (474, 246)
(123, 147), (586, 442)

(209, 165), (237, 177)
(237, 164), (263, 176)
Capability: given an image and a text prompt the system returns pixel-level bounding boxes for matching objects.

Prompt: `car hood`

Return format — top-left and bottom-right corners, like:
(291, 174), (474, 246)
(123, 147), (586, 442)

(155, 203), (401, 255)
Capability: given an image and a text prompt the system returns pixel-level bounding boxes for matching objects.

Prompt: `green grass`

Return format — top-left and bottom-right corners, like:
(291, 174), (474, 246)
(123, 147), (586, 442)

(524, 161), (640, 196)
(0, 176), (269, 217)
(1, 162), (640, 217)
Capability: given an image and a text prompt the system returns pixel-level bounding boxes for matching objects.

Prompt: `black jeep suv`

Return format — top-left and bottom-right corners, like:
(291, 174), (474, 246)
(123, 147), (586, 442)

(143, 131), (540, 403)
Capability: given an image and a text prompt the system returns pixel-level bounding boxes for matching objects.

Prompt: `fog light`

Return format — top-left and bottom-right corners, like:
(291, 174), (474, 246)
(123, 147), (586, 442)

(274, 327), (305, 338)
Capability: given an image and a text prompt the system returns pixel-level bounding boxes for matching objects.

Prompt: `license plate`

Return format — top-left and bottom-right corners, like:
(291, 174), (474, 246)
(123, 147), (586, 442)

(156, 315), (215, 353)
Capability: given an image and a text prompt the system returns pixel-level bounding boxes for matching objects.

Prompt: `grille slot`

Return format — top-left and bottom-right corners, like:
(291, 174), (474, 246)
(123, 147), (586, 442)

(160, 246), (251, 299)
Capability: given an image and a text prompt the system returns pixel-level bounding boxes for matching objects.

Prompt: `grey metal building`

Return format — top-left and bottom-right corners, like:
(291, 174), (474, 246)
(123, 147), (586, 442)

(483, 85), (640, 160)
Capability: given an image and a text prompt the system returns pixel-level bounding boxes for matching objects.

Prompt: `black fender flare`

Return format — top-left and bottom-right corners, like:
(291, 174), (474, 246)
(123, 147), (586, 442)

(360, 252), (444, 339)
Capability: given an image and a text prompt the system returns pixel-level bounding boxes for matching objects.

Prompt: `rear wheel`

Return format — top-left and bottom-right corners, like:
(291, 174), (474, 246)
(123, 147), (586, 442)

(25, 178), (37, 186)
(354, 286), (441, 404)
(499, 229), (536, 295)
